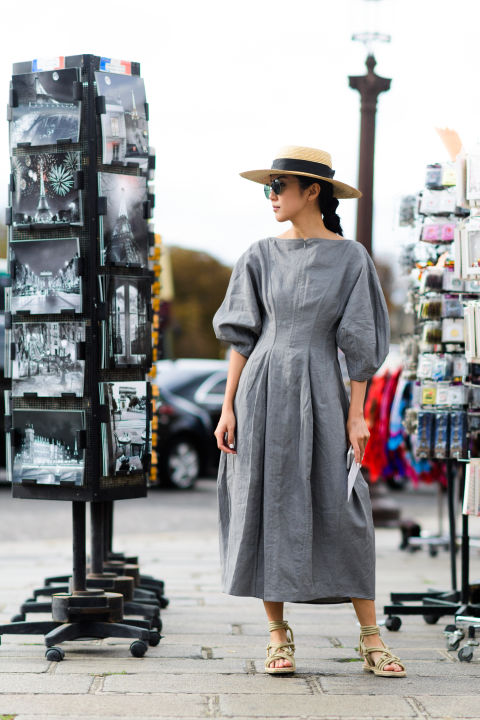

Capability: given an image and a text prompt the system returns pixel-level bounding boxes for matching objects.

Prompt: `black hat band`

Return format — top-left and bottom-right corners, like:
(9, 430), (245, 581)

(271, 157), (335, 179)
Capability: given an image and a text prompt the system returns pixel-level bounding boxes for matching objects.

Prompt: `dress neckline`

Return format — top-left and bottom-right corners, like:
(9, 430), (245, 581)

(270, 236), (347, 243)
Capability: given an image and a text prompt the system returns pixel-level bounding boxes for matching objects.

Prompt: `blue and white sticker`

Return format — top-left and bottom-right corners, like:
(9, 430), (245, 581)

(31, 56), (65, 72)
(99, 57), (132, 75)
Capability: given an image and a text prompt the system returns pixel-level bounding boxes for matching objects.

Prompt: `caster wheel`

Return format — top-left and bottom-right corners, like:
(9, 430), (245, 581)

(447, 638), (460, 651)
(149, 631), (161, 647)
(156, 618), (163, 633)
(130, 640), (148, 658)
(11, 614), (25, 623)
(428, 547), (438, 557)
(385, 616), (402, 631)
(423, 615), (440, 625)
(159, 597), (169, 609)
(45, 646), (65, 662)
(444, 624), (457, 633)
(458, 646), (474, 662)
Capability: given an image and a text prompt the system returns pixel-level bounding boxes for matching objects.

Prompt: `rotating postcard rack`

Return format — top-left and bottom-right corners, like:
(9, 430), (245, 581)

(0, 54), (164, 659)
(383, 157), (480, 633)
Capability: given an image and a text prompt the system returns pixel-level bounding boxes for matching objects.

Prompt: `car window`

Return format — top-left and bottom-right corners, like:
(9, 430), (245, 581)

(160, 371), (211, 400)
(206, 379), (227, 397)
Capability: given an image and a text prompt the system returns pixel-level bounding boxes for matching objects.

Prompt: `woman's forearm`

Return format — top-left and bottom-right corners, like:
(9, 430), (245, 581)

(223, 349), (248, 410)
(348, 379), (367, 418)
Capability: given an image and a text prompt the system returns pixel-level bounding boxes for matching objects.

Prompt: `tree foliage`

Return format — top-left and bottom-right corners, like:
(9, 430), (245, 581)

(169, 246), (232, 359)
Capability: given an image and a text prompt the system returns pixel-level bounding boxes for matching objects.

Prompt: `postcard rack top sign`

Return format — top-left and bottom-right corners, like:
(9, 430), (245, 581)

(99, 58), (132, 75)
(31, 56), (65, 72)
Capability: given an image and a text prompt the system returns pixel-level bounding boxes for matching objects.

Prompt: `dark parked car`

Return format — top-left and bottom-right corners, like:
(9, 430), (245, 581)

(152, 360), (228, 489)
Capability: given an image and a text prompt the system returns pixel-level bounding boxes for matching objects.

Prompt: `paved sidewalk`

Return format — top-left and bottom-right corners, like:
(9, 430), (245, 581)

(0, 483), (479, 719)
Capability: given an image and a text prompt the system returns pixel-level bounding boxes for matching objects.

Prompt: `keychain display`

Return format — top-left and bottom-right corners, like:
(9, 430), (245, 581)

(419, 188), (457, 216)
(449, 410), (468, 458)
(418, 295), (442, 320)
(433, 411), (449, 458)
(442, 317), (464, 343)
(425, 162), (456, 190)
(421, 320), (442, 345)
(443, 267), (463, 292)
(420, 267), (444, 292)
(421, 219), (456, 243)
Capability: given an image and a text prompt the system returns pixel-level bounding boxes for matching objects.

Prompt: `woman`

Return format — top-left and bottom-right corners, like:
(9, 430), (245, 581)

(212, 146), (405, 678)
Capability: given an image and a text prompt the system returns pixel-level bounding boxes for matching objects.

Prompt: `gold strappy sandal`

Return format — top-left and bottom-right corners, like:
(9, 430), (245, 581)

(265, 619), (296, 676)
(359, 624), (406, 677)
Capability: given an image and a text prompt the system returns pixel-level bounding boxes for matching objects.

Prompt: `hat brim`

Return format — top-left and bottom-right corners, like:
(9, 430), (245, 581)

(239, 169), (362, 199)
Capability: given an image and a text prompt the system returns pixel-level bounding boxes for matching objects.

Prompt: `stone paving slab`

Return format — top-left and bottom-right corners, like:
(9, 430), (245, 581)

(55, 657), (251, 674)
(217, 693), (418, 718)
(320, 673), (479, 695)
(0, 657), (50, 672)
(103, 671), (309, 694)
(417, 695), (480, 718)
(0, 673), (93, 694)
(0, 693), (207, 716)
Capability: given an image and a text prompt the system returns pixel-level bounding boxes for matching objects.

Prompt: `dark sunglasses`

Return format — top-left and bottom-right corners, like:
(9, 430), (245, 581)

(264, 179), (287, 199)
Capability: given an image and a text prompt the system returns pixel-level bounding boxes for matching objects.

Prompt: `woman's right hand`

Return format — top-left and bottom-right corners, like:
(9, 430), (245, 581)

(214, 408), (237, 454)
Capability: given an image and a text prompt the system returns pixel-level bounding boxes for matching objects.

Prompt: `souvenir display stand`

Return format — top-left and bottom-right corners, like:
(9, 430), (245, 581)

(383, 159), (480, 641)
(0, 54), (163, 659)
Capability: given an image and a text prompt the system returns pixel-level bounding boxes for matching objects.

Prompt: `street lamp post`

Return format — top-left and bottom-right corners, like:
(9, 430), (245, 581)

(349, 0), (391, 256)
(349, 54), (391, 255)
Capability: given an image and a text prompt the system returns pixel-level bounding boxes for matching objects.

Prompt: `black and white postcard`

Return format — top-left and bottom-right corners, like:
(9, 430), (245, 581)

(0, 315), (4, 374)
(11, 409), (85, 485)
(10, 237), (81, 314)
(95, 72), (148, 166)
(100, 380), (148, 476)
(11, 152), (82, 227)
(103, 275), (151, 367)
(11, 321), (85, 397)
(10, 68), (81, 149)
(98, 172), (149, 266)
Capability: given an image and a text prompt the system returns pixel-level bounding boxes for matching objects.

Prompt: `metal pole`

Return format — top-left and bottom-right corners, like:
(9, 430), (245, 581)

(90, 502), (104, 576)
(446, 459), (457, 592)
(72, 501), (86, 592)
(106, 500), (114, 555)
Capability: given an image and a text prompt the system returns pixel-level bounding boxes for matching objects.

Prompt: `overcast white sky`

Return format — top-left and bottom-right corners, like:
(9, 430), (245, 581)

(1, 0), (480, 267)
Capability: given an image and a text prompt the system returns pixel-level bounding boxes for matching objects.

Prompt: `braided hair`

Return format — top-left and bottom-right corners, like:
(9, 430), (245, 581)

(296, 175), (344, 236)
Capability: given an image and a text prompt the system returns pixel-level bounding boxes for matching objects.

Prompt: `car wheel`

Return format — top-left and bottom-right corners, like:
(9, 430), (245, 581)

(166, 439), (200, 489)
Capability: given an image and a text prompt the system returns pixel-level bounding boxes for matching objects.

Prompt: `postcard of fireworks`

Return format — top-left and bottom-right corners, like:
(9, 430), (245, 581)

(11, 151), (82, 227)
(10, 68), (81, 149)
(95, 71), (148, 166)
(10, 320), (85, 398)
(100, 380), (148, 476)
(10, 237), (82, 314)
(11, 408), (85, 485)
(104, 274), (151, 368)
(98, 172), (149, 267)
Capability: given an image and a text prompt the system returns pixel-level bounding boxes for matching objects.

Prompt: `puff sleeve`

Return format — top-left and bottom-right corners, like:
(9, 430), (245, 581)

(335, 245), (390, 382)
(213, 246), (263, 358)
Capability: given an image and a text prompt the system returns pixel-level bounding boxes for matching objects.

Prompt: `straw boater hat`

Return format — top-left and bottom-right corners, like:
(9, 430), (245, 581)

(240, 145), (362, 200)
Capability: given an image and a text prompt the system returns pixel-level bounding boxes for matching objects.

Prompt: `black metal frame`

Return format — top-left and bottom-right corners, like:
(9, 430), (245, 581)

(0, 54), (165, 659)
(384, 459), (480, 629)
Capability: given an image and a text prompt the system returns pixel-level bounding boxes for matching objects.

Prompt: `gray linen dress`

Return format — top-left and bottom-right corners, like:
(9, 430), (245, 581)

(212, 237), (390, 603)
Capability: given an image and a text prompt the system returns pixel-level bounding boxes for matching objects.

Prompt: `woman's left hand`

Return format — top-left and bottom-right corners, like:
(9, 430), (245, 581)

(346, 414), (370, 464)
